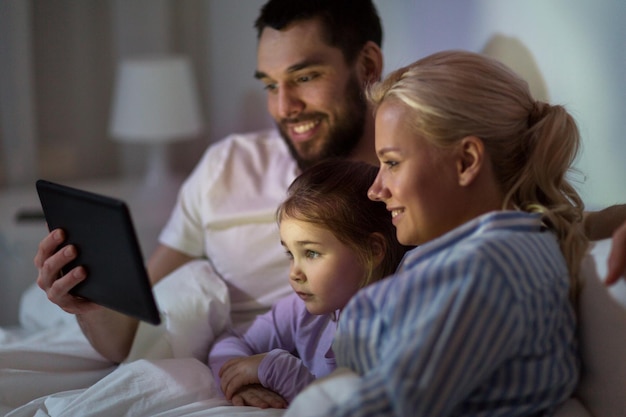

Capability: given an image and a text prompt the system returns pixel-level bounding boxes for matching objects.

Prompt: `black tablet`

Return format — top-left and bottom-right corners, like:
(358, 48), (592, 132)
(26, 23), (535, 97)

(36, 179), (161, 325)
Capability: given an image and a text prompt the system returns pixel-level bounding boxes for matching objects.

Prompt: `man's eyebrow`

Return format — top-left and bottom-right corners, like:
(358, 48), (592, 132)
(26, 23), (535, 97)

(254, 59), (325, 80)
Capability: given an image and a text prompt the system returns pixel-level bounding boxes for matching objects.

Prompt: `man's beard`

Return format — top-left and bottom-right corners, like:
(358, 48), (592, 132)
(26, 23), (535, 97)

(277, 74), (366, 170)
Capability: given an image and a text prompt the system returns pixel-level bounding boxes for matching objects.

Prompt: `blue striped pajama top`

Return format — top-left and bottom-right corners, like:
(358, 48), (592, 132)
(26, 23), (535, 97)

(327, 211), (579, 417)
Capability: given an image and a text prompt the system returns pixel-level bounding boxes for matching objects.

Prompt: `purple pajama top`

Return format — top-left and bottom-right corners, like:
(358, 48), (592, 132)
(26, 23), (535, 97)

(208, 292), (337, 402)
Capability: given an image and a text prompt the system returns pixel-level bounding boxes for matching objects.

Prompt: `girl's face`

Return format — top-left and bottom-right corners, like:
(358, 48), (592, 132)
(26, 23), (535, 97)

(368, 100), (463, 246)
(279, 218), (367, 315)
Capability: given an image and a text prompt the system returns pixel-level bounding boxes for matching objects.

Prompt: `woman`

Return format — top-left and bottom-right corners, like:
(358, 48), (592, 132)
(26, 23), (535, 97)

(326, 50), (588, 416)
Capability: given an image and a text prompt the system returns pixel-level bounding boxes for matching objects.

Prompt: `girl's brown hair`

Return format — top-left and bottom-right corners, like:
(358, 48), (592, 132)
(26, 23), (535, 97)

(277, 159), (408, 286)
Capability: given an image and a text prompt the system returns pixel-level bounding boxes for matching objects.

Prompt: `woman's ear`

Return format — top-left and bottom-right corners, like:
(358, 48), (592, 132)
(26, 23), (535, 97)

(457, 136), (484, 187)
(357, 41), (383, 85)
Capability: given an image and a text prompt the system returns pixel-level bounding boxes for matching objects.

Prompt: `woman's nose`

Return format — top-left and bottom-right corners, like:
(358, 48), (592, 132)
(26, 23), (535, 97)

(368, 173), (385, 201)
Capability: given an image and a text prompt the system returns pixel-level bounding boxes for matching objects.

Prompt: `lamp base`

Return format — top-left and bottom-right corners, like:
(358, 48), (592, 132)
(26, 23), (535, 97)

(144, 143), (170, 189)
(135, 143), (183, 212)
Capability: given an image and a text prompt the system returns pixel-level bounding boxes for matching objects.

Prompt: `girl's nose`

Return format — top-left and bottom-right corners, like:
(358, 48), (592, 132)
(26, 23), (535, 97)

(289, 265), (306, 283)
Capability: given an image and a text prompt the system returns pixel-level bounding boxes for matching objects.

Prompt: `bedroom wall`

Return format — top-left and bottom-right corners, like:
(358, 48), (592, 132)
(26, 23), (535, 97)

(389, 1), (626, 210)
(0, 0), (624, 208)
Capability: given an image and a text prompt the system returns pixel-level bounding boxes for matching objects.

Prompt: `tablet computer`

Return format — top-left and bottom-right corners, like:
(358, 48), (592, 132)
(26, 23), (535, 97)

(36, 179), (161, 325)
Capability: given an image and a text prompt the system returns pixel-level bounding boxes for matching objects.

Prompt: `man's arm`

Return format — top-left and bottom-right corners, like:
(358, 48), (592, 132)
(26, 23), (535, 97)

(35, 232), (193, 363)
(606, 220), (626, 285)
(583, 205), (626, 285)
(146, 243), (196, 287)
(78, 244), (194, 362)
(583, 204), (626, 241)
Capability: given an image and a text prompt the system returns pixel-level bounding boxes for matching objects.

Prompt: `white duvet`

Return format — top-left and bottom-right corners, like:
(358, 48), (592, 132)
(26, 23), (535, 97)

(1, 241), (625, 417)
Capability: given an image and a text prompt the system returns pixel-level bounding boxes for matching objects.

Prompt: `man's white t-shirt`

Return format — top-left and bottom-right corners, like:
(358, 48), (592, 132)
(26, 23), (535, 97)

(159, 129), (298, 324)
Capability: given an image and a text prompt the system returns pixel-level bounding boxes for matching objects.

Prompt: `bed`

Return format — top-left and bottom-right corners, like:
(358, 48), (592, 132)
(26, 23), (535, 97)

(1, 239), (625, 417)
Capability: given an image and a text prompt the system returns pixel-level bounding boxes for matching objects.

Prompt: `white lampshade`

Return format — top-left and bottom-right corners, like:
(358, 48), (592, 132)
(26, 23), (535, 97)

(109, 55), (203, 143)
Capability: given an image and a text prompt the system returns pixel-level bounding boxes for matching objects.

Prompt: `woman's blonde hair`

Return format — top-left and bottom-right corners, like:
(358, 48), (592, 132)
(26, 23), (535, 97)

(368, 50), (587, 298)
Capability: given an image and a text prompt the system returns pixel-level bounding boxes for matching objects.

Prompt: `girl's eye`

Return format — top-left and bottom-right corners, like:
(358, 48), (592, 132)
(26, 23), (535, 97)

(284, 250), (294, 260)
(383, 160), (398, 168)
(305, 250), (320, 259)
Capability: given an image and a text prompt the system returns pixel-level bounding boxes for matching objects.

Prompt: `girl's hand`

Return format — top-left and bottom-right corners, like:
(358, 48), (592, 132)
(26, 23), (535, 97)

(219, 353), (267, 400)
(230, 384), (287, 409)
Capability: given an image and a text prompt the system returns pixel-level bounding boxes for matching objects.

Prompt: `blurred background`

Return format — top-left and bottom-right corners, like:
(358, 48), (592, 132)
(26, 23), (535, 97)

(0, 0), (624, 325)
(1, 0), (625, 206)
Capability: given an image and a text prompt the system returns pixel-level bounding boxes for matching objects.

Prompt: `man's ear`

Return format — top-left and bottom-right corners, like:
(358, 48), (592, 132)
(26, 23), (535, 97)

(457, 136), (484, 187)
(357, 41), (383, 84)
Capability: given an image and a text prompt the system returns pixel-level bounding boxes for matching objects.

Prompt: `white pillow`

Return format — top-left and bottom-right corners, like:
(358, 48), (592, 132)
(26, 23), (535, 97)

(285, 368), (360, 417)
(125, 260), (231, 363)
(19, 283), (76, 330)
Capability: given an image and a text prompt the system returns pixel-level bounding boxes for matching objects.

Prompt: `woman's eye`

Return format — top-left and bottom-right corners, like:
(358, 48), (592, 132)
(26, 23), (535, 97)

(384, 160), (398, 168)
(284, 250), (294, 260)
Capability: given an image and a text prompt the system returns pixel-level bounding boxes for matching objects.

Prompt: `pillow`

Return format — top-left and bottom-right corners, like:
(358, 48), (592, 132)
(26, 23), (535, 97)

(285, 367), (360, 417)
(124, 260), (231, 363)
(19, 282), (76, 331)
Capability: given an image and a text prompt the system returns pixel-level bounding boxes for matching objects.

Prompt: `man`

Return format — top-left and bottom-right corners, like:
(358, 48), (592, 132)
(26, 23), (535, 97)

(34, 0), (626, 366)
(35, 0), (384, 364)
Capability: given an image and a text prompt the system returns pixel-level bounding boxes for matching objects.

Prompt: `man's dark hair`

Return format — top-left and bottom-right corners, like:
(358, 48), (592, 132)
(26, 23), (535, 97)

(255, 0), (383, 64)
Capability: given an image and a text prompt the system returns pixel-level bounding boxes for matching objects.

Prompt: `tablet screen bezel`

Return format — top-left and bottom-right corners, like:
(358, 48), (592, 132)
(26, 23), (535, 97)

(36, 179), (161, 325)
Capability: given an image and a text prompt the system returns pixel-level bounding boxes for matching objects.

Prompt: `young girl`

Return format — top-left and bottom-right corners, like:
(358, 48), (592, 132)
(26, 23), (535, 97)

(208, 159), (408, 409)
(322, 50), (589, 416)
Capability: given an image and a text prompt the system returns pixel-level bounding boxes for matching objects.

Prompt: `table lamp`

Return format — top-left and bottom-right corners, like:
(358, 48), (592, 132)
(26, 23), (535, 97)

(109, 55), (203, 188)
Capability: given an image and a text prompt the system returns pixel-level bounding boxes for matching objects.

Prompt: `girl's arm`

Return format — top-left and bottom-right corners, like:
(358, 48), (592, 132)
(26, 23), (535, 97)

(209, 293), (330, 402)
(219, 348), (320, 403)
(208, 293), (299, 391)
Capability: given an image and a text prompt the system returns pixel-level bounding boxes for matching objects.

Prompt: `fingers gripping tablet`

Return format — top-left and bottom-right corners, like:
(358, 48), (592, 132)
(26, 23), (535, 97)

(36, 179), (161, 325)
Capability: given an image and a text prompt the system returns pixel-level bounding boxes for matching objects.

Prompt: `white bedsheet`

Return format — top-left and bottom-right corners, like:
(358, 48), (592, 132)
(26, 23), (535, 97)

(6, 358), (284, 417)
(1, 240), (624, 417)
(0, 321), (116, 414)
(1, 259), (236, 416)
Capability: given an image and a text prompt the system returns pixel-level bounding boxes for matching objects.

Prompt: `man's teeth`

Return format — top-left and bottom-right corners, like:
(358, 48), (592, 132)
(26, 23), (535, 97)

(293, 121), (317, 134)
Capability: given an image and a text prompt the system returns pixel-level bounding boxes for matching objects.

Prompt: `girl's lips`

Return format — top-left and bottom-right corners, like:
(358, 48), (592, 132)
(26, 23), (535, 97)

(296, 291), (313, 301)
